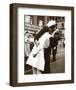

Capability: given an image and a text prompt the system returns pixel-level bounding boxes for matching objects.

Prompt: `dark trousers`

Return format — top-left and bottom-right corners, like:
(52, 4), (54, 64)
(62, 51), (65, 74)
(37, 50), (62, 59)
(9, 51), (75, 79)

(52, 46), (57, 62)
(42, 48), (51, 74)
(42, 46), (57, 74)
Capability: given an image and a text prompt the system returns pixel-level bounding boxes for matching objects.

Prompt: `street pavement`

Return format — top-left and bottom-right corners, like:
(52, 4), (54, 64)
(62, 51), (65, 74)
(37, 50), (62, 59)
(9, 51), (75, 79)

(50, 46), (65, 73)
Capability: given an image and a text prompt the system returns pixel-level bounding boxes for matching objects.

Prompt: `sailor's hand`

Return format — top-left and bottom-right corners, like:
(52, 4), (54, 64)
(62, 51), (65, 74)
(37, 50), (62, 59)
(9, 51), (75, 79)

(35, 40), (40, 47)
(33, 54), (37, 57)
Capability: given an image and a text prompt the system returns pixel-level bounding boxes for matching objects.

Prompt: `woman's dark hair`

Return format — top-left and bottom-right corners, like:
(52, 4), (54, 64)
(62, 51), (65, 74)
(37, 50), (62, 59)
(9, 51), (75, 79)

(34, 26), (49, 41)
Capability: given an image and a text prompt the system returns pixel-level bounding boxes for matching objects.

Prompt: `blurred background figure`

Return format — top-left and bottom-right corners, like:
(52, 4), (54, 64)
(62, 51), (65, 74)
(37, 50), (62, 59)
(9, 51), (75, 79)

(24, 31), (34, 66)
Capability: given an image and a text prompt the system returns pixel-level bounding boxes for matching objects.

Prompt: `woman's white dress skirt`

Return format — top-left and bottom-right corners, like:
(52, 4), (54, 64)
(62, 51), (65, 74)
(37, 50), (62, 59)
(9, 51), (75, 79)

(26, 32), (52, 71)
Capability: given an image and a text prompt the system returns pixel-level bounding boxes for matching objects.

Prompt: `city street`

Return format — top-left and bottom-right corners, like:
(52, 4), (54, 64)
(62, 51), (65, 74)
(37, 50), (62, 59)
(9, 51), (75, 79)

(50, 46), (65, 73)
(24, 46), (65, 74)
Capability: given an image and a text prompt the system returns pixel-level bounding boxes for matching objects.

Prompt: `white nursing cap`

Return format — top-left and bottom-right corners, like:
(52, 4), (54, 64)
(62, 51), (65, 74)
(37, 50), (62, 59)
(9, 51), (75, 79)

(47, 20), (56, 27)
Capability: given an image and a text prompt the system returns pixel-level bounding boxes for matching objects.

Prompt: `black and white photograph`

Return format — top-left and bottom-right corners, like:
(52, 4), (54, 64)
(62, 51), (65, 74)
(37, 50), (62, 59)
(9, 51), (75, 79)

(24, 15), (65, 74)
